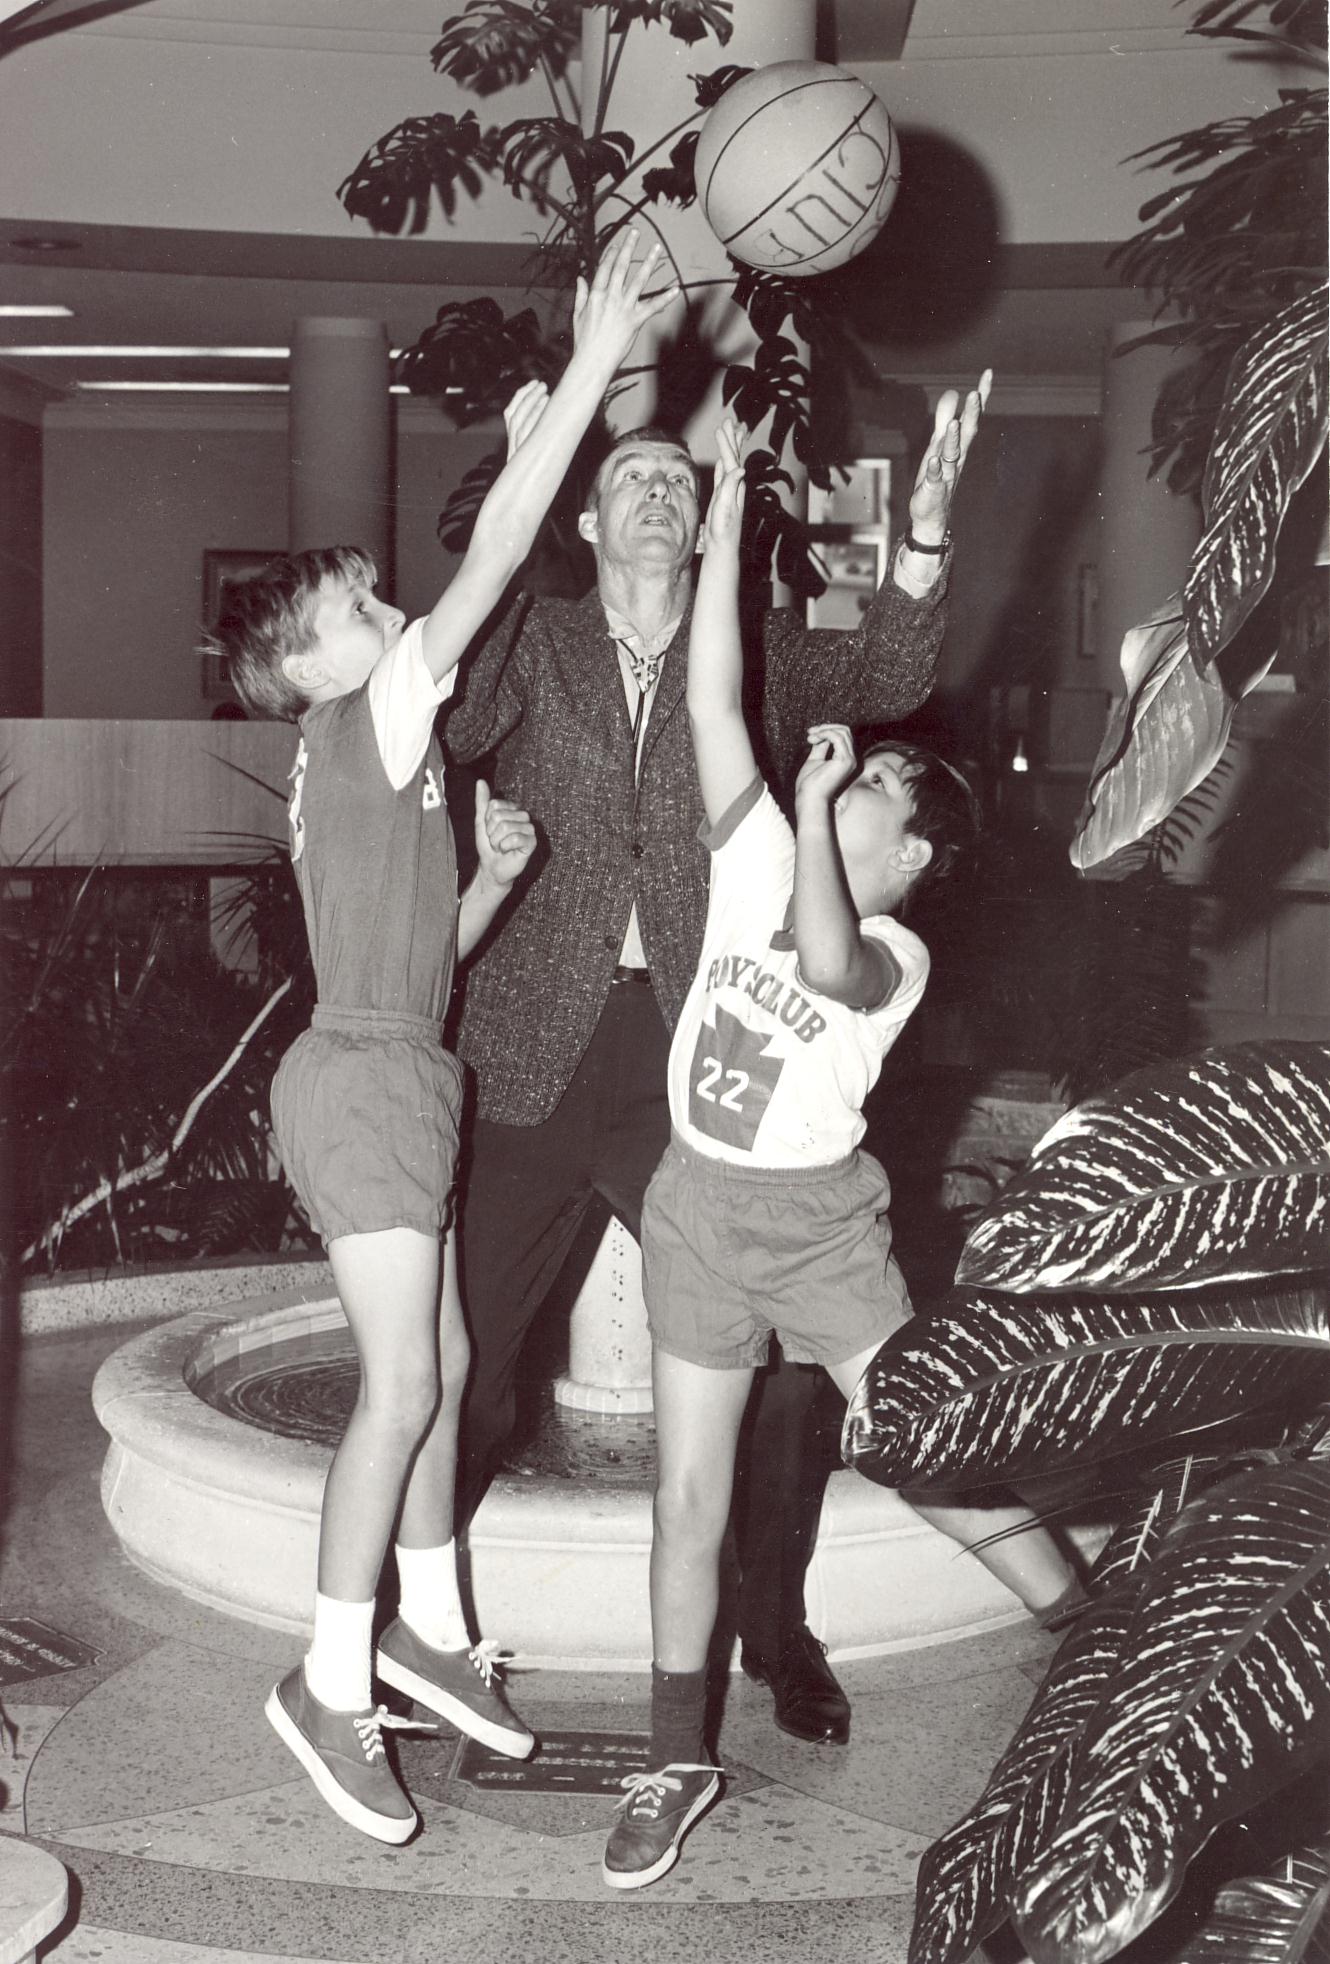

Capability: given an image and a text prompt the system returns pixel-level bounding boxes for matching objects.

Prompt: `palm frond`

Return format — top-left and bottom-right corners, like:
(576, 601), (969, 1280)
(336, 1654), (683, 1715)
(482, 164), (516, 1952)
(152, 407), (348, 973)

(957, 1042), (1330, 1295)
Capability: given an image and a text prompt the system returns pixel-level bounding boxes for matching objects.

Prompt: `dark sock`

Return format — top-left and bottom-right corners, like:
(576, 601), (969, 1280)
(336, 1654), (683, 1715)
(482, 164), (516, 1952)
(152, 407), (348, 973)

(649, 1663), (708, 1767)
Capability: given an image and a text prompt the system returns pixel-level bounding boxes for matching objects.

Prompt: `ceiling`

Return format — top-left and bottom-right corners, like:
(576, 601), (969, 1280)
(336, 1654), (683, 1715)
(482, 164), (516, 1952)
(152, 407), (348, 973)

(0, 0), (1144, 415)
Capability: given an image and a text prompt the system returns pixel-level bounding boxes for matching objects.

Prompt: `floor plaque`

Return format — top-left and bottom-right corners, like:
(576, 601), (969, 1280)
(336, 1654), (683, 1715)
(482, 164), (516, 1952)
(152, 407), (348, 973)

(0, 1618), (98, 1684)
(455, 1729), (650, 1794)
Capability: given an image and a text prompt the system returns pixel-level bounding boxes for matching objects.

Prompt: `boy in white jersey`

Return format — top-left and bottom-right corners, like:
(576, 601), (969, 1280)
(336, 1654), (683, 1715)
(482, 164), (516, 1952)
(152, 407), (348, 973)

(602, 420), (1079, 1891)
(204, 232), (677, 1845)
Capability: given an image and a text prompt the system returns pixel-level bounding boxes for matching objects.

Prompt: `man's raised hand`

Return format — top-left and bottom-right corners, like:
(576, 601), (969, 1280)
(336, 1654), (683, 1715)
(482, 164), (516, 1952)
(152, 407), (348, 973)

(907, 368), (992, 545)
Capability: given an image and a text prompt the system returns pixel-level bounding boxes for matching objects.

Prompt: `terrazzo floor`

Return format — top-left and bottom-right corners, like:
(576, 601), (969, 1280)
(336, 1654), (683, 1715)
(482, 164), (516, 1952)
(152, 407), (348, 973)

(0, 1320), (1059, 1964)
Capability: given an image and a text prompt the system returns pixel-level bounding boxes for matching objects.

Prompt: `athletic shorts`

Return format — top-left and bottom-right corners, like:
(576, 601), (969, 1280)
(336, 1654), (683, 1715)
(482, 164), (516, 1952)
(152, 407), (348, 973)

(642, 1130), (913, 1370)
(270, 1005), (463, 1245)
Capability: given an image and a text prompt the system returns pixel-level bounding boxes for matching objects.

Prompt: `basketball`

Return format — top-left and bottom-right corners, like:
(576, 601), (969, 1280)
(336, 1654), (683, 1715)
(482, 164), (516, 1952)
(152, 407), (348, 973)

(694, 60), (900, 278)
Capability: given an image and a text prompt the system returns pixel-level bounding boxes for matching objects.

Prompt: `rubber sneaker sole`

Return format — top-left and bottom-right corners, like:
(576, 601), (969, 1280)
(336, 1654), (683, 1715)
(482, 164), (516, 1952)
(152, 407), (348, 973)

(601, 1771), (720, 1891)
(264, 1685), (416, 1844)
(375, 1649), (535, 1760)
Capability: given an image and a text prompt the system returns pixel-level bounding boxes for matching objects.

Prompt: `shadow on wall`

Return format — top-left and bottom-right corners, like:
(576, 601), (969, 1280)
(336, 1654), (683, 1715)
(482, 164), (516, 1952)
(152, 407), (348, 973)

(820, 127), (1005, 351)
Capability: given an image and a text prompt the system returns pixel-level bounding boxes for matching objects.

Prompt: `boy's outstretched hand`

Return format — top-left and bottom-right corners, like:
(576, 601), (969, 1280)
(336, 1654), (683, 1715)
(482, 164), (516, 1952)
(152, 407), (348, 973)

(503, 379), (550, 461)
(474, 779), (536, 892)
(703, 416), (747, 553)
(571, 228), (679, 365)
(907, 368), (992, 545)
(796, 723), (858, 813)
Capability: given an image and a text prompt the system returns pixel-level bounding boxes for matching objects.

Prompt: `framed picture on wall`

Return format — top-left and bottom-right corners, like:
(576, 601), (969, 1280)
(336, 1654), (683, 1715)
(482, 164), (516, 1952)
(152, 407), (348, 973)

(200, 549), (277, 701)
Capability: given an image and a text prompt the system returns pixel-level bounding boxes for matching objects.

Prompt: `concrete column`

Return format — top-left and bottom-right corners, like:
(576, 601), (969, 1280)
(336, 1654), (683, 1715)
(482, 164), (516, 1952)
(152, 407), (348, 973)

(289, 318), (392, 585)
(552, 1214), (654, 1414)
(556, 1), (818, 1415)
(1095, 322), (1202, 693)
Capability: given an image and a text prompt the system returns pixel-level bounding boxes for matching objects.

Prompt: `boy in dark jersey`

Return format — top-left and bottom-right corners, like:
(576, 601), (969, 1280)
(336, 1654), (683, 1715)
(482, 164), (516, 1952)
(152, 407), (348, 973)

(204, 232), (676, 1843)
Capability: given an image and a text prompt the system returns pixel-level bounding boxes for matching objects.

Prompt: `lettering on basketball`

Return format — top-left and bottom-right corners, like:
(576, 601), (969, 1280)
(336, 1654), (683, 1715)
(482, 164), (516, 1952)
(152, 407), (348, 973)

(826, 130), (894, 218)
(688, 1006), (783, 1151)
(287, 737), (308, 862)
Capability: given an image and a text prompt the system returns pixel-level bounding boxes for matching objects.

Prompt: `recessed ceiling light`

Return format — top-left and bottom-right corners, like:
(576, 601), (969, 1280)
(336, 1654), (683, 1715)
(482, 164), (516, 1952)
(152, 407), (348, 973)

(76, 381), (291, 393)
(5, 344), (290, 358)
(0, 304), (74, 318)
(9, 236), (79, 253)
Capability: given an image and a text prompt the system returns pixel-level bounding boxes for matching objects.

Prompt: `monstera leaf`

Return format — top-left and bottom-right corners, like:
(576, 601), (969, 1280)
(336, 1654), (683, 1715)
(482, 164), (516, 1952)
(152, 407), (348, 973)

(1011, 1461), (1330, 1964)
(909, 1590), (1138, 1964)
(957, 1041), (1330, 1295)
(1187, 284), (1330, 670)
(1070, 596), (1272, 871)
(1170, 1842), (1330, 1962)
(843, 1288), (1330, 1487)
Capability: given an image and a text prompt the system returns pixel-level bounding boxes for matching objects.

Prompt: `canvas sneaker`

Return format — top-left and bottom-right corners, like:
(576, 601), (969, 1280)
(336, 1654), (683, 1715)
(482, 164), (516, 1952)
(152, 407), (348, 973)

(265, 1666), (431, 1843)
(375, 1621), (535, 1760)
(601, 1762), (721, 1890)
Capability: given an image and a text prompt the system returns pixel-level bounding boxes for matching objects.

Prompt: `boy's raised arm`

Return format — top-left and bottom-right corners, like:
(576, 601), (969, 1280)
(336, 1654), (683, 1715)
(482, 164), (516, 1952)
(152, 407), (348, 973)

(793, 724), (896, 1010)
(687, 418), (759, 827)
(419, 230), (677, 685)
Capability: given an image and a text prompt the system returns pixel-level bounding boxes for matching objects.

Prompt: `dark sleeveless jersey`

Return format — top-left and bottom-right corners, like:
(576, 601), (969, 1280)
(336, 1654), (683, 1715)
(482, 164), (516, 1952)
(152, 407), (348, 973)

(286, 622), (458, 1022)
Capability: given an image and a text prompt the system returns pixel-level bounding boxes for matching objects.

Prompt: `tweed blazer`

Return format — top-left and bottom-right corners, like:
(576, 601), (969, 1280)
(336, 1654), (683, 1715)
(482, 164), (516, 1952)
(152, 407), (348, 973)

(445, 569), (949, 1124)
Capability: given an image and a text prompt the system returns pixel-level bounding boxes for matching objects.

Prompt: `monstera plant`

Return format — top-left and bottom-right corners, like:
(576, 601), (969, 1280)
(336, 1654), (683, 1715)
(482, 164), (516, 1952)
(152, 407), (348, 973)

(843, 5), (1330, 1959)
(336, 0), (872, 598)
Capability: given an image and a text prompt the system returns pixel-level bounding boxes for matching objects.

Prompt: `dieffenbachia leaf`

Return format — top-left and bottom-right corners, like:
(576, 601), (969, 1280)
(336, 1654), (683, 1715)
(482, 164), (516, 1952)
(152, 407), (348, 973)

(1013, 1461), (1330, 1964)
(1169, 1840), (1330, 1962)
(1069, 595), (1272, 872)
(908, 1591), (1137, 1964)
(843, 1288), (1330, 1487)
(956, 1041), (1330, 1295)
(1188, 283), (1330, 671)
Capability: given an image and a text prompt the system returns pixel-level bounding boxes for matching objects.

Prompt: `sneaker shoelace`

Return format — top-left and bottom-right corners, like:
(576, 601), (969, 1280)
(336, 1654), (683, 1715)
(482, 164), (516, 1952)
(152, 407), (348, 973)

(352, 1706), (438, 1764)
(618, 1769), (685, 1820)
(468, 1638), (514, 1689)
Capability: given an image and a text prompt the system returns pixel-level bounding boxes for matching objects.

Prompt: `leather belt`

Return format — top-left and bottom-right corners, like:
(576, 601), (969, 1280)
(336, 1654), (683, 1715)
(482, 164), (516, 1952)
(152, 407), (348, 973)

(610, 964), (652, 985)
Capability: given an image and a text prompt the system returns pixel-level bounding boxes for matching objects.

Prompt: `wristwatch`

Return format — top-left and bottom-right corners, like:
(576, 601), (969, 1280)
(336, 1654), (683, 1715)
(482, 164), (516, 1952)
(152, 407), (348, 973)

(902, 529), (951, 556)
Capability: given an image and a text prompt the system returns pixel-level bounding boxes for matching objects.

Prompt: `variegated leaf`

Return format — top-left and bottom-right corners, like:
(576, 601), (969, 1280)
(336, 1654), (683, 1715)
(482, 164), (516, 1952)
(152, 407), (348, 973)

(1013, 1462), (1330, 1964)
(843, 1289), (1329, 1487)
(1069, 596), (1263, 872)
(1090, 1454), (1238, 1597)
(1170, 1841), (1330, 1963)
(957, 1042), (1330, 1295)
(1189, 285), (1330, 671)
(909, 1590), (1138, 1964)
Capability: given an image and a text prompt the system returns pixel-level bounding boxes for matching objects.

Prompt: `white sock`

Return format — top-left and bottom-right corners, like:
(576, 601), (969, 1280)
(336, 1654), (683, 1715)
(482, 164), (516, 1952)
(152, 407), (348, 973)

(304, 1593), (374, 1712)
(395, 1540), (469, 1652)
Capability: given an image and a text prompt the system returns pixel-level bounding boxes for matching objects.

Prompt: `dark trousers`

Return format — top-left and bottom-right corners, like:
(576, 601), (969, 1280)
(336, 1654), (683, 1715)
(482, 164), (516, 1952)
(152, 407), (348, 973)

(455, 981), (834, 1658)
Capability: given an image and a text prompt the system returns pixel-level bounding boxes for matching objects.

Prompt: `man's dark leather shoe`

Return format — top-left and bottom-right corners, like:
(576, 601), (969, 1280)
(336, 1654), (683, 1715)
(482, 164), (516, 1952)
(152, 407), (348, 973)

(740, 1625), (851, 1745)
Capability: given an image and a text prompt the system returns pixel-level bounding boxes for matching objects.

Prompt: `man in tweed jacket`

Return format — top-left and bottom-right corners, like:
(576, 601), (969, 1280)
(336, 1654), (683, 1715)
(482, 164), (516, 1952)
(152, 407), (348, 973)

(445, 374), (989, 1745)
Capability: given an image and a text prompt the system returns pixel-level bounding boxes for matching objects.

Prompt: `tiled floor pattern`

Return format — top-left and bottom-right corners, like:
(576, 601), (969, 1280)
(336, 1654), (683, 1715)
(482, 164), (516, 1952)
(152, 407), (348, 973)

(1, 1323), (1054, 1964)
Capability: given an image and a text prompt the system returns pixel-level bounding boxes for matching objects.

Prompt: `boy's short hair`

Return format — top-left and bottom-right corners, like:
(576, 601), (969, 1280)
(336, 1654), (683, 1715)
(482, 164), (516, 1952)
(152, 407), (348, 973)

(583, 425), (698, 509)
(863, 740), (982, 893)
(199, 546), (377, 721)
